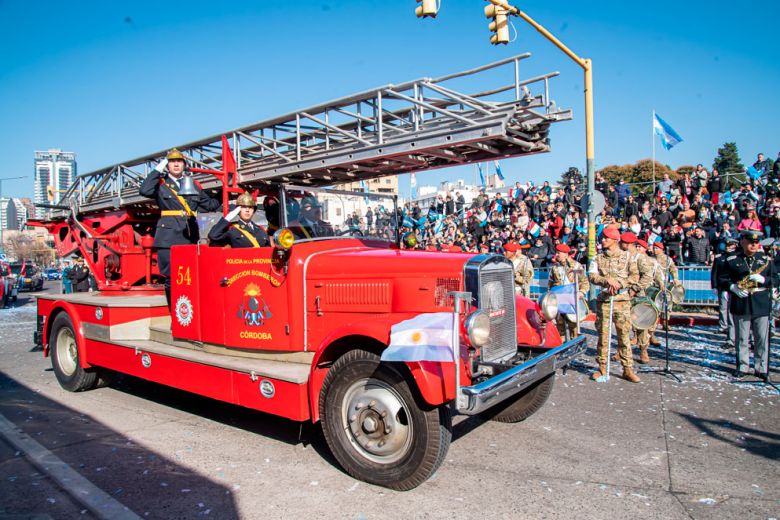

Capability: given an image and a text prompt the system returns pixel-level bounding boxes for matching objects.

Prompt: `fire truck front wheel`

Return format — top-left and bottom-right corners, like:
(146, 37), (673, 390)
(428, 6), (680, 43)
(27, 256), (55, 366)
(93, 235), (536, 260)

(319, 349), (452, 491)
(50, 313), (98, 392)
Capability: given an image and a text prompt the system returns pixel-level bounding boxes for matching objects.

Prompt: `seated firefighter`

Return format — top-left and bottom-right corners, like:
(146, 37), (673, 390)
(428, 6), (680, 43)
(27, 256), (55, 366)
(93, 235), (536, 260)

(289, 196), (334, 239)
(208, 191), (269, 248)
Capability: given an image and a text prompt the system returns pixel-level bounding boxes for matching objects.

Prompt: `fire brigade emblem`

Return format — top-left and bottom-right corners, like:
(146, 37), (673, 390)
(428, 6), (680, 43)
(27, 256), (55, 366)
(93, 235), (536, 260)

(238, 283), (272, 326)
(175, 295), (194, 327)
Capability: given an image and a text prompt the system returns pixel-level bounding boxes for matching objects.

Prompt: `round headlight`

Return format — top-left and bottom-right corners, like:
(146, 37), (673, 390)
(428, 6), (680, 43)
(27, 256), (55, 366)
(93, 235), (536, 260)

(465, 310), (491, 347)
(273, 229), (295, 250)
(538, 293), (558, 321)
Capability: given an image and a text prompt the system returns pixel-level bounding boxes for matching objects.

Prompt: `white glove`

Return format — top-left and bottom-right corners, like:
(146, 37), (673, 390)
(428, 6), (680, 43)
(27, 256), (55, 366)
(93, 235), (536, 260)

(749, 273), (765, 285)
(154, 158), (168, 173)
(730, 283), (749, 298)
(225, 206), (241, 222)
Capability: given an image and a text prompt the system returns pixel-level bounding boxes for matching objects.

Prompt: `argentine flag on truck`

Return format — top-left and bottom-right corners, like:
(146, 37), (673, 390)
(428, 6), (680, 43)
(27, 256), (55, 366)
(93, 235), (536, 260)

(653, 112), (683, 150)
(550, 283), (577, 314)
(493, 160), (504, 180)
(381, 313), (455, 362)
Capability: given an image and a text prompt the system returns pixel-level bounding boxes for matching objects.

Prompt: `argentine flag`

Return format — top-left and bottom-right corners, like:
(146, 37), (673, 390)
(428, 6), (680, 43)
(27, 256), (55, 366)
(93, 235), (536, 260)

(381, 313), (455, 362)
(528, 220), (541, 237)
(493, 160), (505, 180)
(550, 283), (577, 315)
(653, 112), (683, 150)
(478, 163), (486, 187)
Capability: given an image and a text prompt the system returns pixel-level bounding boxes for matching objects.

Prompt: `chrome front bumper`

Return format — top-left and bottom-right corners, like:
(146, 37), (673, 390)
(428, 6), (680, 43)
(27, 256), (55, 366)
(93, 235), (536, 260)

(457, 336), (587, 415)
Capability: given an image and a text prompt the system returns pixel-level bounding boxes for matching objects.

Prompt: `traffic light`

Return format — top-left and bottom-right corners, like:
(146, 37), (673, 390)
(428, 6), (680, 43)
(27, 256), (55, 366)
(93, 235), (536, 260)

(484, 3), (510, 45)
(46, 185), (54, 202)
(415, 0), (437, 18)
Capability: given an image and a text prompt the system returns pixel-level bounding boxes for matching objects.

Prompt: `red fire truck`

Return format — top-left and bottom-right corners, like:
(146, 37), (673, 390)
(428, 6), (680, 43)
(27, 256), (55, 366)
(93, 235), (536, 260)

(32, 55), (585, 490)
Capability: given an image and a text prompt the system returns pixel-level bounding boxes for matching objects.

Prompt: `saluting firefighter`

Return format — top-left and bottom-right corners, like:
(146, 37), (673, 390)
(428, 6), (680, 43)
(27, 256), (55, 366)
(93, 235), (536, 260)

(208, 192), (269, 248)
(648, 241), (681, 346)
(618, 233), (654, 363)
(139, 149), (222, 305)
(588, 227), (642, 383)
(548, 243), (589, 340)
(504, 243), (534, 297)
(716, 229), (775, 381)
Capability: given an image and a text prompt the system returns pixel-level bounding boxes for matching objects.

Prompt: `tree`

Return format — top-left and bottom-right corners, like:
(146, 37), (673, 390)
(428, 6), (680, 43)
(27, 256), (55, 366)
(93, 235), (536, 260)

(675, 165), (695, 177)
(712, 142), (744, 185)
(596, 159), (675, 194)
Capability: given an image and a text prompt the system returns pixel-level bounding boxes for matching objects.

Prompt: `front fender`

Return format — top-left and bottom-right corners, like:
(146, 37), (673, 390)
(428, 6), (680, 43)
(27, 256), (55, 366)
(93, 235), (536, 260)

(308, 314), (461, 422)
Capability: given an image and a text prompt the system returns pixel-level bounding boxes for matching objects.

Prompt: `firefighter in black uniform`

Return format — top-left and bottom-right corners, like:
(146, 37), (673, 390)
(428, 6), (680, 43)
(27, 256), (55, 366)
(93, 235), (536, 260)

(717, 229), (775, 381)
(208, 192), (269, 248)
(139, 149), (222, 305)
(289, 196), (334, 239)
(70, 257), (92, 293)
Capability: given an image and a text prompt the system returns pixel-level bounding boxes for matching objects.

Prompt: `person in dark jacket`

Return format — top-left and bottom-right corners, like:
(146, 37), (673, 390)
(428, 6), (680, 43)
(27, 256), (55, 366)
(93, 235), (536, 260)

(686, 227), (711, 265)
(711, 239), (737, 345)
(208, 192), (269, 248)
(139, 148), (222, 305)
(707, 169), (724, 204)
(69, 257), (91, 293)
(716, 229), (775, 380)
(527, 238), (550, 268)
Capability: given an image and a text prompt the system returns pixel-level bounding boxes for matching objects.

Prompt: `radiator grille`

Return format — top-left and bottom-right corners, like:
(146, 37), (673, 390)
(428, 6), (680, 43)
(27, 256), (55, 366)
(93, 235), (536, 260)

(478, 263), (517, 362)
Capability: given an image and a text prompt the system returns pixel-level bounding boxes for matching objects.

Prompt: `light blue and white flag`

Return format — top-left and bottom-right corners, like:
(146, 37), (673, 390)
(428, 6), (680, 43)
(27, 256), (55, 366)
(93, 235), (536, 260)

(550, 283), (577, 315)
(747, 166), (762, 181)
(410, 173), (417, 199)
(478, 163), (486, 187)
(653, 112), (683, 150)
(493, 160), (505, 180)
(381, 313), (455, 362)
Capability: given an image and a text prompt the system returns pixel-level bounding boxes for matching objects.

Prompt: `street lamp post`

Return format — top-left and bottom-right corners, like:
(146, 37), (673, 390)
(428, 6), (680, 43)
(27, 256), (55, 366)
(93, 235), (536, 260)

(487, 0), (597, 297)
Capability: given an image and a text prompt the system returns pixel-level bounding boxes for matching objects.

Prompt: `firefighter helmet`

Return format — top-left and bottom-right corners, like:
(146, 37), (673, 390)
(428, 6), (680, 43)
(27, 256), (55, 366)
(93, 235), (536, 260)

(236, 191), (257, 208)
(166, 148), (185, 161)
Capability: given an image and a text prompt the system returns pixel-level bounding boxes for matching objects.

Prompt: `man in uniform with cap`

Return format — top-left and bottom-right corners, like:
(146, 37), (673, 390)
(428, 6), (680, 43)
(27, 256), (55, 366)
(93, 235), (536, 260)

(70, 257), (92, 293)
(289, 195), (334, 239)
(717, 229), (775, 380)
(505, 243), (534, 297)
(620, 234), (655, 363)
(139, 149), (222, 305)
(588, 227), (641, 382)
(711, 238), (739, 348)
(548, 243), (589, 340)
(648, 241), (681, 346)
(208, 192), (269, 248)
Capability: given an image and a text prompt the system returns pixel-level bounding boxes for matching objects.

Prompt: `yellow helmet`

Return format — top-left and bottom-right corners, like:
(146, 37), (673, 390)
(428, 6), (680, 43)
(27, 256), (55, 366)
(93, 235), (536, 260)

(166, 148), (185, 161)
(235, 191), (257, 208)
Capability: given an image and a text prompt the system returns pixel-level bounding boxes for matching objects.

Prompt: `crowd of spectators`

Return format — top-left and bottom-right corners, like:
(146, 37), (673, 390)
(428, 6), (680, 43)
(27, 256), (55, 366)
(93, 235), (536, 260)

(390, 152), (780, 268)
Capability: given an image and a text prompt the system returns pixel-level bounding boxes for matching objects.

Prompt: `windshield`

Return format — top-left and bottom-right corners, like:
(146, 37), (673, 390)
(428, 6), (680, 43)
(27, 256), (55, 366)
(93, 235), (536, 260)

(280, 186), (398, 242)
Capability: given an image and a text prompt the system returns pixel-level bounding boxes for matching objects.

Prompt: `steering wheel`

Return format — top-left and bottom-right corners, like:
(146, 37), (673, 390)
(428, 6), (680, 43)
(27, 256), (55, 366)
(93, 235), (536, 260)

(337, 227), (364, 237)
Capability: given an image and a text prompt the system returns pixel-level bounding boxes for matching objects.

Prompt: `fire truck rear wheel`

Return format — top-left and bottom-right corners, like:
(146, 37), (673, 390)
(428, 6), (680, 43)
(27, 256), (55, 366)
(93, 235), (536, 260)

(319, 349), (452, 491)
(480, 373), (555, 423)
(50, 313), (98, 392)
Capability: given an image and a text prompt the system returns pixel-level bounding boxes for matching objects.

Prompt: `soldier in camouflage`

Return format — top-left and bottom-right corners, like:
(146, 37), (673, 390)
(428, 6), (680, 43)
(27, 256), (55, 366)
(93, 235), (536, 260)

(648, 242), (681, 346)
(620, 234), (655, 363)
(505, 243), (534, 297)
(548, 243), (589, 340)
(588, 227), (642, 383)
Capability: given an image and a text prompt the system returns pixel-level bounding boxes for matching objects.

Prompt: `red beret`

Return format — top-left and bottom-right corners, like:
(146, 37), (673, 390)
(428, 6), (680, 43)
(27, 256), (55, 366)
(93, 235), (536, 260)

(602, 227), (620, 240)
(636, 239), (649, 249)
(556, 244), (571, 253)
(620, 232), (637, 244)
(653, 242), (664, 250)
(504, 243), (519, 252)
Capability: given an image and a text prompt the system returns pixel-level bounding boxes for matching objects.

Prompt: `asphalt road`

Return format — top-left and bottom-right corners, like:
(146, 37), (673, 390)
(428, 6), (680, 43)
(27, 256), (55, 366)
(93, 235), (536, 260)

(0, 281), (778, 519)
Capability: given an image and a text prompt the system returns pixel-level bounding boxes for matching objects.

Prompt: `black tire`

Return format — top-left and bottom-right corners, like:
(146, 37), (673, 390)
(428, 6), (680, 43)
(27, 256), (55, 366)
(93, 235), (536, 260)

(480, 374), (555, 423)
(319, 349), (452, 491)
(50, 313), (97, 392)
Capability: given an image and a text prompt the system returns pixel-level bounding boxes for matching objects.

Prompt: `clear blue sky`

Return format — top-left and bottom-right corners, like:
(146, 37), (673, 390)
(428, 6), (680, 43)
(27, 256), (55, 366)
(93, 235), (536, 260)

(1, 0), (777, 199)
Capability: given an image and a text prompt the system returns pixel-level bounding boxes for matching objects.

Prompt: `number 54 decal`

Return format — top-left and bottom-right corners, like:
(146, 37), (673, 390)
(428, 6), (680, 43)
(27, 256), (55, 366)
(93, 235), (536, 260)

(176, 266), (192, 286)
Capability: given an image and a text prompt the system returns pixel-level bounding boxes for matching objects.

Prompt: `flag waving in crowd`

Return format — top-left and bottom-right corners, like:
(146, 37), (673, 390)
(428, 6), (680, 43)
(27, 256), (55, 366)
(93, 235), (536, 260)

(653, 112), (683, 150)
